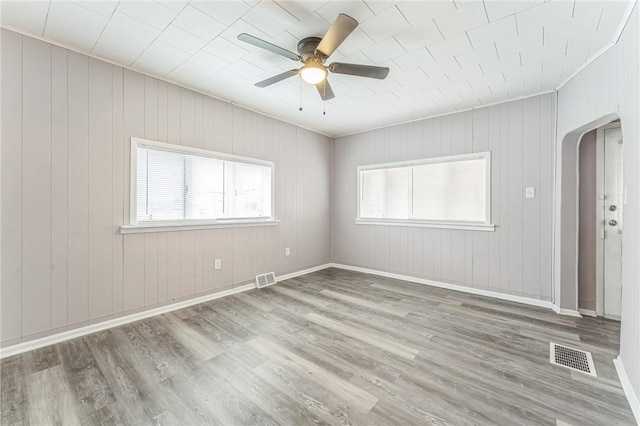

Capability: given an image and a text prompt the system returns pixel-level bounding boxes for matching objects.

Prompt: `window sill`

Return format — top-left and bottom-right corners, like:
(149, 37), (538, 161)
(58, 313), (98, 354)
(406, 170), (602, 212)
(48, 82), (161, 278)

(120, 219), (280, 234)
(354, 219), (495, 232)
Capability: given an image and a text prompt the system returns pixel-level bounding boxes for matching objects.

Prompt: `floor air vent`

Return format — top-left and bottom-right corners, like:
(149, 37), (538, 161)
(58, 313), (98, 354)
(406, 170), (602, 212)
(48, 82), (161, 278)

(255, 272), (276, 289)
(549, 343), (597, 377)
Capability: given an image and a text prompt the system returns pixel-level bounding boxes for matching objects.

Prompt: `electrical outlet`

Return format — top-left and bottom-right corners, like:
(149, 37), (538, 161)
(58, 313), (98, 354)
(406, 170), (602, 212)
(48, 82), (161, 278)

(214, 259), (221, 270)
(285, 247), (290, 256)
(525, 187), (535, 199)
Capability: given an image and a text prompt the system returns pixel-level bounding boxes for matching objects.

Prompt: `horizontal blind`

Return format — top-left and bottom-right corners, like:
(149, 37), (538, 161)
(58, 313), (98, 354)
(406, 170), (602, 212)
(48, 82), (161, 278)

(360, 167), (410, 219)
(136, 143), (273, 223)
(137, 147), (185, 221)
(412, 159), (486, 222)
(359, 154), (488, 223)
(224, 161), (272, 219)
(360, 168), (386, 218)
(185, 154), (224, 220)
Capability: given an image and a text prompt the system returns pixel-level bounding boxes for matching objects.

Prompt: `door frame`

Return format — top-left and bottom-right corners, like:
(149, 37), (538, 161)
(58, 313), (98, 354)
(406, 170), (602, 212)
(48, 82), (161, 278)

(595, 121), (623, 317)
(554, 112), (620, 315)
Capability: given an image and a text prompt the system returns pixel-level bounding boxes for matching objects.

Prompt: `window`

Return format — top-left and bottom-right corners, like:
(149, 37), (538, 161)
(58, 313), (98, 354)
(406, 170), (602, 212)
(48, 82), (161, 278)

(129, 138), (274, 229)
(357, 152), (492, 230)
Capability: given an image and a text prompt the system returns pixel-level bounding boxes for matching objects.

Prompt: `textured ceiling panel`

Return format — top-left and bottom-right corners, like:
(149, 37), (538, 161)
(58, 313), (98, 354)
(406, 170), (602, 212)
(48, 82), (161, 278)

(0, 0), (632, 137)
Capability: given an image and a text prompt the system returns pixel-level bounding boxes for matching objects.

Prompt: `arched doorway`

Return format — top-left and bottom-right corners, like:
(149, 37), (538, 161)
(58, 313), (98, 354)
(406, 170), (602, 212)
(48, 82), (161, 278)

(554, 113), (622, 314)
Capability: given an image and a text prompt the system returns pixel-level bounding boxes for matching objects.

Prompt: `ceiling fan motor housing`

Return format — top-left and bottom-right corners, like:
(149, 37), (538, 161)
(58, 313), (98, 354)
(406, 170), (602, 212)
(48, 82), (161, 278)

(237, 13), (388, 101)
(297, 37), (325, 62)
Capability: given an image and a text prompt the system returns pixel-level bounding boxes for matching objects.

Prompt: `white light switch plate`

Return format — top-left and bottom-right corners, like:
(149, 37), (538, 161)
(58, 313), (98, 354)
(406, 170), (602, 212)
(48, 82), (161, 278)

(525, 187), (535, 198)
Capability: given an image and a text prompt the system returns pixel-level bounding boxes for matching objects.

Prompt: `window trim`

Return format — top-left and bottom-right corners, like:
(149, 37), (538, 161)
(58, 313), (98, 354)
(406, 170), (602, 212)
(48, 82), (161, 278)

(126, 137), (276, 232)
(356, 152), (494, 231)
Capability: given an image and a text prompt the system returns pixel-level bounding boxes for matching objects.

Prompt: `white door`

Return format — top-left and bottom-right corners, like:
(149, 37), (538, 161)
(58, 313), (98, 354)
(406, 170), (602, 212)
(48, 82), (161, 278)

(600, 126), (623, 320)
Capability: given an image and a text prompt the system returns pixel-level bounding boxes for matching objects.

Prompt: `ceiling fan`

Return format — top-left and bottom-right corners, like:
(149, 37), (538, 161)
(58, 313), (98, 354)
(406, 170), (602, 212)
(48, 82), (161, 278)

(237, 13), (390, 101)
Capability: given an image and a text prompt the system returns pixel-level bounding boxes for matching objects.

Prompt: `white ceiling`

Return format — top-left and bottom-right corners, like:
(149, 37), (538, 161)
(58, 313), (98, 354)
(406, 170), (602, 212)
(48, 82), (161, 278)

(0, 0), (632, 137)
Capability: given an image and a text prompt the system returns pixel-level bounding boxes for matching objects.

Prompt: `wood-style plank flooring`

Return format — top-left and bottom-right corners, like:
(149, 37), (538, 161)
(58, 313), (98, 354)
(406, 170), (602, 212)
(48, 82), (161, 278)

(1, 268), (635, 425)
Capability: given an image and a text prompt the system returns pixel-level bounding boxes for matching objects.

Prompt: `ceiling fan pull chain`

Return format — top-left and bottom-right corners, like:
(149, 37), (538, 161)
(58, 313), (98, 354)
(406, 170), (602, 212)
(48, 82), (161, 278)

(323, 84), (326, 115)
(299, 79), (303, 111)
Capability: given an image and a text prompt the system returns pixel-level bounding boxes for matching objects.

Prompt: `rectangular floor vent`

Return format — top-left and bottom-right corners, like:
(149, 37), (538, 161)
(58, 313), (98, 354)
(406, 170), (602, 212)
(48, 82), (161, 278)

(550, 343), (597, 377)
(255, 272), (276, 289)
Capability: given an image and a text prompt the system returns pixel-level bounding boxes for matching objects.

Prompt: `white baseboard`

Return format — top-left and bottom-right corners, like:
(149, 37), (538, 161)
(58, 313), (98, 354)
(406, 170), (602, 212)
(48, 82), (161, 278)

(0, 262), (333, 359)
(578, 308), (597, 317)
(614, 356), (640, 424)
(552, 304), (583, 317)
(277, 263), (332, 282)
(0, 261), (587, 359)
(330, 263), (556, 311)
(0, 283), (255, 359)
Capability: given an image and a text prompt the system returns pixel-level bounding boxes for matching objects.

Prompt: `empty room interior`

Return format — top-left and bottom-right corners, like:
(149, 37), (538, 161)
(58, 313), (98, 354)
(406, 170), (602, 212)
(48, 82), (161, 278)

(1, 0), (640, 424)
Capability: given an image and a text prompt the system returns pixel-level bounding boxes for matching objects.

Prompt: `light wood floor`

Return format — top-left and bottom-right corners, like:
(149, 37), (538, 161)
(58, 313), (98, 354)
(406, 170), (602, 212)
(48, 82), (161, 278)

(1, 268), (635, 425)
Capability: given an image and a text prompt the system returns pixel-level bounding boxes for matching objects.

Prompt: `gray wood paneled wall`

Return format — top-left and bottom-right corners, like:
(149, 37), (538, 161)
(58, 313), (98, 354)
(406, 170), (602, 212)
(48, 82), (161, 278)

(0, 29), (332, 348)
(332, 93), (556, 302)
(556, 5), (640, 407)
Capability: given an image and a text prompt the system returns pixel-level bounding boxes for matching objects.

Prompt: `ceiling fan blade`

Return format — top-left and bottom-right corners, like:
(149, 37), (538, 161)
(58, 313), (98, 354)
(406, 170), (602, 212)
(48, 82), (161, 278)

(255, 69), (299, 88)
(316, 13), (358, 58)
(237, 33), (301, 61)
(315, 80), (335, 101)
(329, 62), (390, 79)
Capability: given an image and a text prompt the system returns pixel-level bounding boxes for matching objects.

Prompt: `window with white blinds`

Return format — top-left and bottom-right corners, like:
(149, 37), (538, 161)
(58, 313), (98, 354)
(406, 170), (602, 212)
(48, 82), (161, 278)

(358, 152), (491, 228)
(132, 138), (273, 225)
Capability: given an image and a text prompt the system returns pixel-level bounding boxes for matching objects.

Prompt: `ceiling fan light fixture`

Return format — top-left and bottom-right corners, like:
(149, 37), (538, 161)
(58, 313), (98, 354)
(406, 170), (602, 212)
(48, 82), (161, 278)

(239, 13), (388, 100)
(299, 62), (327, 85)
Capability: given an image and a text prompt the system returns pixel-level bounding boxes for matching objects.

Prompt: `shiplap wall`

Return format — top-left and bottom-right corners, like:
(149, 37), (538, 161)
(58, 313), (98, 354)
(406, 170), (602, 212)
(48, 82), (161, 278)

(556, 5), (640, 409)
(332, 94), (556, 301)
(0, 29), (332, 348)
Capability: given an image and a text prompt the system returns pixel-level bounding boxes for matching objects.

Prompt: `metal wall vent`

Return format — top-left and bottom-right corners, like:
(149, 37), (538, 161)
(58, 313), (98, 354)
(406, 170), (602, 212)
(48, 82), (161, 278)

(255, 272), (276, 289)
(549, 343), (597, 377)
